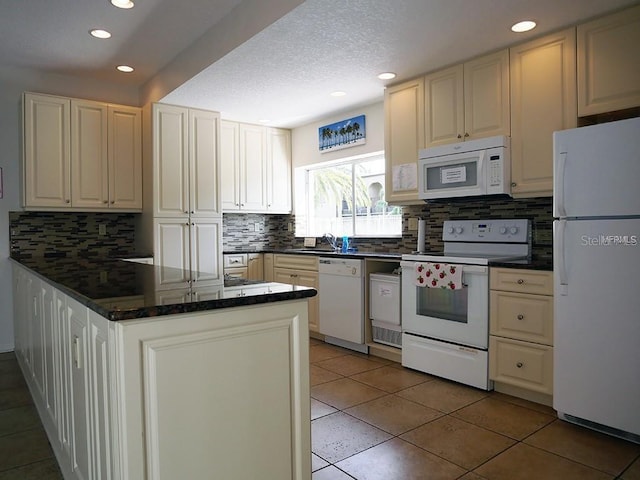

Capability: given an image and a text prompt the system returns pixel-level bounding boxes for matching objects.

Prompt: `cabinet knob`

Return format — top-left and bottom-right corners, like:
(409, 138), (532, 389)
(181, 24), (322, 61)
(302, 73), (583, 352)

(516, 362), (524, 368)
(103, 200), (108, 204)
(511, 182), (517, 188)
(66, 199), (70, 204)
(110, 201), (115, 204)
(184, 210), (189, 214)
(457, 134), (462, 139)
(517, 314), (524, 320)
(517, 279), (524, 285)
(464, 132), (469, 138)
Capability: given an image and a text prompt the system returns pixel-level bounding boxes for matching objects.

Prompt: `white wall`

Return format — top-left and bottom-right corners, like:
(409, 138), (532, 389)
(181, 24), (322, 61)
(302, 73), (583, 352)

(291, 101), (383, 169)
(0, 66), (139, 352)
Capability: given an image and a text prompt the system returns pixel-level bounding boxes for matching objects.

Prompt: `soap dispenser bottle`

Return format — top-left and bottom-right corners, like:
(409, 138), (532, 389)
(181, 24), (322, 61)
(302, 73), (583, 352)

(341, 236), (349, 253)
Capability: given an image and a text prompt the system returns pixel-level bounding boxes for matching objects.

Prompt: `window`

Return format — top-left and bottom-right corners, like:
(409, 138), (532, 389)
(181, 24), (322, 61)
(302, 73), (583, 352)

(294, 152), (402, 237)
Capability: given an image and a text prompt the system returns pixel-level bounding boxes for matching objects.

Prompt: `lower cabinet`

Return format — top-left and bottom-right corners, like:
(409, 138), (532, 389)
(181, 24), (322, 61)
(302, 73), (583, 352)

(223, 253), (264, 280)
(489, 268), (554, 404)
(12, 261), (311, 480)
(273, 254), (319, 333)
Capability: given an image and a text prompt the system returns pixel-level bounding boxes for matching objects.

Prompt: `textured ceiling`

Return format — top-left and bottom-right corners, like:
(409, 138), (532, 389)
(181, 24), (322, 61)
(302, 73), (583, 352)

(1, 0), (637, 128)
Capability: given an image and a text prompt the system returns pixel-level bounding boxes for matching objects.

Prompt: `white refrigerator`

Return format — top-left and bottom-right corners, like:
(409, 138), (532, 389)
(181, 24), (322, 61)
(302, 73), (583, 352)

(553, 116), (640, 443)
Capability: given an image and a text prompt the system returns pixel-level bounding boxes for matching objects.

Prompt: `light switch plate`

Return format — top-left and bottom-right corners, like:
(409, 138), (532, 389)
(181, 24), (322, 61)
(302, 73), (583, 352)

(303, 237), (316, 247)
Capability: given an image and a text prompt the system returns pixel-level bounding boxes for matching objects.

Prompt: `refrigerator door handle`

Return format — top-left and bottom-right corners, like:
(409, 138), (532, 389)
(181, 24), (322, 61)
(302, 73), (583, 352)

(555, 152), (567, 218)
(557, 219), (568, 296)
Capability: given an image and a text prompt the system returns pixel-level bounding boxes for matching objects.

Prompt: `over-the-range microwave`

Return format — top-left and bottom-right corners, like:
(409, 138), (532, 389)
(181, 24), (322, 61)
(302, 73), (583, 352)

(418, 135), (511, 200)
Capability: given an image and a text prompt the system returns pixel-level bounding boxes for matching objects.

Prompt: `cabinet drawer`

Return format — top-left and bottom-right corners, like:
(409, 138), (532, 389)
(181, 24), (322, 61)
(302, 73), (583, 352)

(490, 268), (553, 295)
(490, 291), (553, 345)
(224, 254), (247, 268)
(273, 254), (318, 271)
(489, 336), (553, 395)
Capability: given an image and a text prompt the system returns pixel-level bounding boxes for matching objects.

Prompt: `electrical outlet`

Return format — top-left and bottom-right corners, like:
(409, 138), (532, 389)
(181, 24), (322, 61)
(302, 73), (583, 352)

(288, 222), (293, 232)
(408, 218), (419, 231)
(99, 224), (107, 236)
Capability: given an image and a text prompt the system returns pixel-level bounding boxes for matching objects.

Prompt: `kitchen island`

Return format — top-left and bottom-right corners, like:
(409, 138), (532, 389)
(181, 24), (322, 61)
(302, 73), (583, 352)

(11, 256), (315, 480)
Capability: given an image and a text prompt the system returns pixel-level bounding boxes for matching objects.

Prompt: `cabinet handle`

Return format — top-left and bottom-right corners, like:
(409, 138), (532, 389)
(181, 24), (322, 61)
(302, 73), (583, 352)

(457, 134), (462, 139)
(73, 335), (81, 369)
(464, 132), (469, 138)
(103, 200), (108, 204)
(110, 200), (115, 204)
(517, 279), (524, 284)
(517, 314), (524, 320)
(66, 199), (70, 204)
(516, 362), (524, 368)
(511, 182), (517, 188)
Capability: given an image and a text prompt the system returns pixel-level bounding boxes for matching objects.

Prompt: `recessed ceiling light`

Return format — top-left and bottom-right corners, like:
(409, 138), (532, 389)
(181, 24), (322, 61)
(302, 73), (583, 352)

(330, 91), (346, 97)
(90, 29), (112, 39)
(116, 65), (134, 73)
(511, 20), (537, 33)
(378, 72), (396, 80)
(111, 0), (134, 9)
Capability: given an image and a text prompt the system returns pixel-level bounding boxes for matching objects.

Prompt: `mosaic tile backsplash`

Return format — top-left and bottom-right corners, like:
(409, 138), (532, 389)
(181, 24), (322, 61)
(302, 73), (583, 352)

(9, 211), (139, 259)
(223, 195), (553, 258)
(10, 196), (552, 260)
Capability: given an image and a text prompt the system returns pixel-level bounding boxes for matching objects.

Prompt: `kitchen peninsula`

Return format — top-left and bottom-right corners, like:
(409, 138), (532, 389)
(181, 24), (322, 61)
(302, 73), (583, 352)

(11, 256), (315, 480)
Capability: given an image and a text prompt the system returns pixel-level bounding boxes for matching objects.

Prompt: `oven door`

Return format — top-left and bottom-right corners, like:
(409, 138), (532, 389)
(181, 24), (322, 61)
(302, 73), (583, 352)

(401, 262), (489, 349)
(418, 150), (485, 199)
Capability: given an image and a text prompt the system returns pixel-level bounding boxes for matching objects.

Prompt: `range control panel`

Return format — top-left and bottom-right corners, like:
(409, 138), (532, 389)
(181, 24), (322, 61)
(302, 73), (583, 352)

(442, 219), (530, 243)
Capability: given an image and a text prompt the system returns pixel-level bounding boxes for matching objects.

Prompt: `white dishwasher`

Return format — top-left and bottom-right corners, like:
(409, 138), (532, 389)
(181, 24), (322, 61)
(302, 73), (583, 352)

(318, 257), (367, 353)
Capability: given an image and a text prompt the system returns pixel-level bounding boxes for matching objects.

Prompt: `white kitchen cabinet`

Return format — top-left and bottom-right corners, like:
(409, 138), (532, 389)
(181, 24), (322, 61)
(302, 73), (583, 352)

(266, 128), (292, 213)
(577, 4), (640, 116)
(223, 253), (264, 280)
(489, 268), (554, 404)
(23, 93), (71, 208)
(509, 28), (577, 197)
(154, 217), (223, 289)
(221, 120), (292, 213)
(383, 78), (425, 205)
(23, 92), (142, 211)
(152, 103), (223, 286)
(424, 49), (510, 147)
(273, 254), (319, 333)
(153, 104), (221, 217)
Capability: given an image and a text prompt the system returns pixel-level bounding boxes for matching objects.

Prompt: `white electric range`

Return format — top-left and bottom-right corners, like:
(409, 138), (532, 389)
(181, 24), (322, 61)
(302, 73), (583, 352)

(400, 219), (531, 390)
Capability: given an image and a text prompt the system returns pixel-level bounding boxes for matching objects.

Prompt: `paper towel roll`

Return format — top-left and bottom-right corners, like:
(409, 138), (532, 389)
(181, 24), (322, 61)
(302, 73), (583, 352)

(417, 219), (426, 253)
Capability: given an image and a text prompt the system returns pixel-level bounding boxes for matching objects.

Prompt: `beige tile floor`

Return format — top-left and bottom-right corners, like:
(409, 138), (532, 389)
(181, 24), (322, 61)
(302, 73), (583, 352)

(2, 343), (639, 480)
(309, 338), (640, 480)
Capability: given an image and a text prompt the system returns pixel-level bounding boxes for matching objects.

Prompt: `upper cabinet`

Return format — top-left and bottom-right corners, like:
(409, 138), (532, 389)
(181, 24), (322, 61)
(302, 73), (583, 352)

(153, 104), (221, 218)
(221, 120), (292, 213)
(425, 49), (510, 147)
(577, 4), (640, 117)
(23, 92), (142, 211)
(384, 78), (425, 205)
(510, 28), (577, 197)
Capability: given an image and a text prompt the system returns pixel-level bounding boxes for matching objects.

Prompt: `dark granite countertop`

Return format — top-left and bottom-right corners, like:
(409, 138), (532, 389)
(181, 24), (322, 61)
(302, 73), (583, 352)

(11, 256), (316, 322)
(226, 248), (403, 260)
(489, 254), (553, 271)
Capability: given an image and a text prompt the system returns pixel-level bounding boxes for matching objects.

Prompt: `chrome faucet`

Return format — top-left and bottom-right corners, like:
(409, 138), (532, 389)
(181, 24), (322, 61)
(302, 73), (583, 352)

(323, 233), (338, 251)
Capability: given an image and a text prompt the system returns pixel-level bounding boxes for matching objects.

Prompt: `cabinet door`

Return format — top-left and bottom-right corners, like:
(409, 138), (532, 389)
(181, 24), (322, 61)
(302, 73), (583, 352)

(153, 104), (189, 217)
(424, 65), (464, 146)
(30, 276), (46, 399)
(109, 104), (142, 209)
(190, 218), (223, 285)
(190, 108), (221, 217)
(263, 253), (274, 282)
(220, 120), (241, 211)
(67, 298), (91, 480)
(577, 4), (640, 116)
(384, 78), (425, 204)
(510, 29), (576, 197)
(266, 128), (292, 213)
(295, 271), (320, 334)
(23, 93), (71, 208)
(71, 99), (109, 208)
(154, 218), (191, 286)
(41, 281), (58, 426)
(239, 123), (267, 211)
(88, 311), (111, 480)
(464, 49), (510, 140)
(247, 253), (264, 280)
